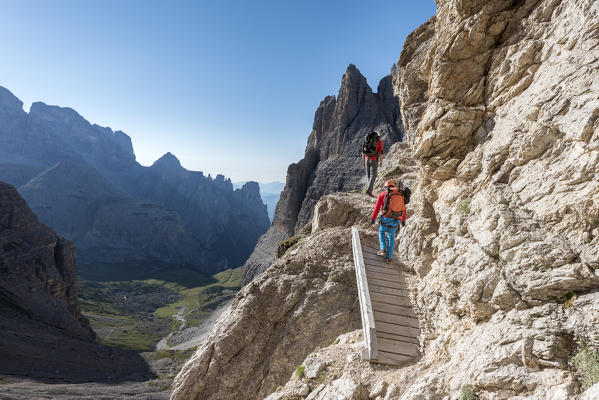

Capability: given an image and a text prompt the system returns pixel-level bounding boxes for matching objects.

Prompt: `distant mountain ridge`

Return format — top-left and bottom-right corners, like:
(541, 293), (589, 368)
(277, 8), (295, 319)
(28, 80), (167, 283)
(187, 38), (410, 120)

(233, 181), (284, 221)
(0, 86), (270, 274)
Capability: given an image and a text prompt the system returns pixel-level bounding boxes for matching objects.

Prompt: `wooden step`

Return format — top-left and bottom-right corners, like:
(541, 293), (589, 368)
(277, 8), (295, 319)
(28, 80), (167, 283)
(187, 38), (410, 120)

(368, 284), (411, 299)
(361, 251), (399, 265)
(364, 262), (409, 278)
(376, 330), (419, 344)
(365, 271), (407, 285)
(362, 247), (411, 272)
(363, 262), (403, 277)
(371, 301), (416, 316)
(361, 246), (383, 255)
(365, 267), (408, 284)
(374, 309), (418, 326)
(361, 250), (387, 260)
(375, 321), (420, 337)
(377, 337), (419, 357)
(376, 351), (417, 366)
(367, 278), (409, 291)
(371, 292), (417, 311)
(373, 311), (419, 330)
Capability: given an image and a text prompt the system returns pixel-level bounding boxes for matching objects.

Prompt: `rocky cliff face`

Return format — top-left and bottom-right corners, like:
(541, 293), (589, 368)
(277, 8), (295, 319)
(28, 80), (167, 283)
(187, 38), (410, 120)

(0, 181), (152, 381)
(385, 0), (599, 397)
(172, 0), (599, 399)
(135, 153), (269, 270)
(0, 88), (270, 273)
(0, 181), (94, 340)
(19, 160), (207, 267)
(243, 65), (404, 284)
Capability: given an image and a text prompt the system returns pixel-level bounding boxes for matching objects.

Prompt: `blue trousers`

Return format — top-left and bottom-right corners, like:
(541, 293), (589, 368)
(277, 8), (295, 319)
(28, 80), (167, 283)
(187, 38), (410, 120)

(379, 217), (400, 259)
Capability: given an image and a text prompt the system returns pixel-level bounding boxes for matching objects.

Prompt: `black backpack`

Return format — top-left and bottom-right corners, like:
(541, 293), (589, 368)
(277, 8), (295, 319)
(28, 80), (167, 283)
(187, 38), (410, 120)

(361, 131), (379, 157)
(400, 185), (411, 204)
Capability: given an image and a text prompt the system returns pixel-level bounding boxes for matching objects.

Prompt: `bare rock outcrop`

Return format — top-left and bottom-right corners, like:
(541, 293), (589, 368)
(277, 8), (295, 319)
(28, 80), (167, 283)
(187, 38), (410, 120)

(171, 225), (363, 400)
(171, 186), (417, 400)
(381, 0), (599, 397)
(243, 65), (404, 284)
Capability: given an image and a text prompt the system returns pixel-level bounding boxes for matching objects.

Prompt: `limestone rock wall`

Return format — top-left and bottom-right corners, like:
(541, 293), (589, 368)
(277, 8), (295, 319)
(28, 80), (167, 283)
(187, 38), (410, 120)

(387, 0), (599, 397)
(171, 186), (411, 400)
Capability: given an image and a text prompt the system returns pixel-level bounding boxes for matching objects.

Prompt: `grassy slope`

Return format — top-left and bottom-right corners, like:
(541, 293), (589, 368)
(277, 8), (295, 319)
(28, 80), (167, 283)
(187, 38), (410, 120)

(154, 266), (243, 328)
(78, 266), (244, 352)
(78, 262), (216, 288)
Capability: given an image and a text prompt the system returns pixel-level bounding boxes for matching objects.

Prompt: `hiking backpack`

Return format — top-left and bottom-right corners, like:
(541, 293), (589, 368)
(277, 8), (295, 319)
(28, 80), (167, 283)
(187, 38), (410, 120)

(361, 132), (379, 157)
(383, 186), (405, 219)
(401, 185), (411, 205)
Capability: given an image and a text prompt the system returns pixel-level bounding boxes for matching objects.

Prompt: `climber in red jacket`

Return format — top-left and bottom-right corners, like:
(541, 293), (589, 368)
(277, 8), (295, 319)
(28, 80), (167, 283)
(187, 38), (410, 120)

(370, 180), (407, 263)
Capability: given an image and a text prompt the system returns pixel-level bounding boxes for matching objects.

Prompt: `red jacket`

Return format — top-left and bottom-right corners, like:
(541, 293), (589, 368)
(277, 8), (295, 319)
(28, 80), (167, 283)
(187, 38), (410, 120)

(364, 140), (383, 161)
(371, 190), (407, 222)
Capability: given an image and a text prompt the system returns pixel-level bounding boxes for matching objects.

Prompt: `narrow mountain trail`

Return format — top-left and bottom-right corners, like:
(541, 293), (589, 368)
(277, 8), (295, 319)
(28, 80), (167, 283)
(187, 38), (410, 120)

(156, 299), (233, 351)
(155, 306), (187, 351)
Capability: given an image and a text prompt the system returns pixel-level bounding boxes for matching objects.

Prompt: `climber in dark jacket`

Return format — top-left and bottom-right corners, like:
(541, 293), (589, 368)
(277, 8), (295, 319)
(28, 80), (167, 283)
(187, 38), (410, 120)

(363, 132), (383, 196)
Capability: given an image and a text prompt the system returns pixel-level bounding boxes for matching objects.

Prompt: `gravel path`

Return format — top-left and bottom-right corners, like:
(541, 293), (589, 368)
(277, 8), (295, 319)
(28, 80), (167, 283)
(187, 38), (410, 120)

(156, 299), (233, 351)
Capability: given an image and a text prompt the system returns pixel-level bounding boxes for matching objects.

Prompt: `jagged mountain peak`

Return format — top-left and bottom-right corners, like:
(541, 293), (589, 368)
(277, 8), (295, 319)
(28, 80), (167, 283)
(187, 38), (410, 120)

(242, 62), (404, 284)
(0, 86), (24, 113)
(152, 151), (182, 170)
(239, 180), (260, 191)
(237, 180), (262, 201)
(344, 63), (366, 80)
(336, 64), (371, 108)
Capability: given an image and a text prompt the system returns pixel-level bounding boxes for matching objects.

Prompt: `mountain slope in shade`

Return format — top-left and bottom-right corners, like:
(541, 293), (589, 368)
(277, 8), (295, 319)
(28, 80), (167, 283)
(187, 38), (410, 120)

(18, 161), (207, 267)
(0, 181), (153, 382)
(0, 87), (270, 274)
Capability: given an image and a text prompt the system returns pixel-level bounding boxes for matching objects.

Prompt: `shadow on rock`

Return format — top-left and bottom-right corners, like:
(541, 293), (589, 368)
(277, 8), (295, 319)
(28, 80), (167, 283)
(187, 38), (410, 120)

(0, 309), (155, 384)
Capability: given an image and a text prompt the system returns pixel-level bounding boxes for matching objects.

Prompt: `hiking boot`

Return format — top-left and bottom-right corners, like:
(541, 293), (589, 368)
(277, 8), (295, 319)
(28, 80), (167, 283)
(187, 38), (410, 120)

(376, 250), (386, 257)
(386, 258), (392, 264)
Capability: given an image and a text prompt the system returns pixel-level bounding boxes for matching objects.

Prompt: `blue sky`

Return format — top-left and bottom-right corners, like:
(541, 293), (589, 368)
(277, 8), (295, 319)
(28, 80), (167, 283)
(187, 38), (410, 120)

(0, 1), (436, 182)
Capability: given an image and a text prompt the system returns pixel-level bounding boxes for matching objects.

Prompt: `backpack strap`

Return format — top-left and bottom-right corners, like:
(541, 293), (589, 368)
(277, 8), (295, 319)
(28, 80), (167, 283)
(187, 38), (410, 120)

(383, 187), (391, 213)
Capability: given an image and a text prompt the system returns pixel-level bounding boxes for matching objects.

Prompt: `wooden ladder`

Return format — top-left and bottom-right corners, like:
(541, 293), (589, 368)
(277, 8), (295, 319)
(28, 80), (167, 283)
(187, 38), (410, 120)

(351, 226), (420, 365)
